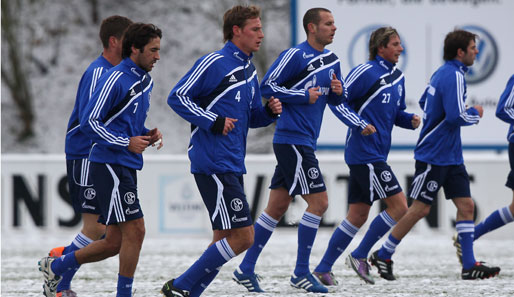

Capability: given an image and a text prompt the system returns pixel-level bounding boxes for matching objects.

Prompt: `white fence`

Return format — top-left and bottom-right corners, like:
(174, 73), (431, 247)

(1, 153), (511, 238)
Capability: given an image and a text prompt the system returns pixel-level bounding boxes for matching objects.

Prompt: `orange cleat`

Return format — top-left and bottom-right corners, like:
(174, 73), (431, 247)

(49, 246), (65, 257)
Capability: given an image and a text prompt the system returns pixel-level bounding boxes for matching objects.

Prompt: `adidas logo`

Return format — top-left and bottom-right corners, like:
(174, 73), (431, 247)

(130, 89), (136, 96)
(229, 74), (237, 83)
(307, 64), (315, 71)
(380, 79), (386, 85)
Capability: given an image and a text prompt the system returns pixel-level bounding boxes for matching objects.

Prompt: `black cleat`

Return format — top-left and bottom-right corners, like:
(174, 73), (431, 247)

(369, 250), (396, 281)
(161, 279), (190, 297)
(461, 262), (500, 280)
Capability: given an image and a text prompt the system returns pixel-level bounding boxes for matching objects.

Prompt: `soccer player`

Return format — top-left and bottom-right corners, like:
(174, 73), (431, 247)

(371, 29), (501, 281)
(48, 15), (133, 297)
(233, 8), (374, 293)
(312, 26), (420, 286)
(160, 5), (281, 297)
(452, 75), (514, 259)
(39, 23), (163, 297)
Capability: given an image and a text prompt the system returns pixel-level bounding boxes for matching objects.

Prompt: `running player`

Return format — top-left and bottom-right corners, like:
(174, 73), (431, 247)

(47, 15), (132, 297)
(160, 5), (281, 297)
(371, 29), (500, 281)
(313, 26), (420, 285)
(39, 23), (163, 297)
(233, 7), (375, 293)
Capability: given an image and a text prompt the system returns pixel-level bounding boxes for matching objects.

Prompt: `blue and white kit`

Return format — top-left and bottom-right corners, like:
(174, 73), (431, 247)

(496, 74), (514, 189)
(80, 57), (153, 224)
(409, 59), (480, 202)
(168, 41), (277, 229)
(341, 55), (415, 202)
(65, 55), (114, 214)
(261, 40), (367, 196)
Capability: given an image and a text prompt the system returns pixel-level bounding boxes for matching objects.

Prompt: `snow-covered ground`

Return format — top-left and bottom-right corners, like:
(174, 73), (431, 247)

(3, 228), (513, 297)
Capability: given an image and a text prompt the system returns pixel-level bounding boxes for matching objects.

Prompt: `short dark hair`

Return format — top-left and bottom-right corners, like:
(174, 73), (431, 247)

(302, 7), (331, 35)
(222, 5), (261, 42)
(368, 26), (400, 60)
(99, 15), (133, 49)
(121, 23), (162, 59)
(443, 29), (477, 61)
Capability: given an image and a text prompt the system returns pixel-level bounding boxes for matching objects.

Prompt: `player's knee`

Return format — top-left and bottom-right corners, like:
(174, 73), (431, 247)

(230, 230), (254, 254)
(132, 223), (146, 244)
(317, 198), (329, 214)
(459, 199), (475, 217)
(240, 234), (254, 252)
(413, 206), (430, 219)
(104, 238), (122, 256)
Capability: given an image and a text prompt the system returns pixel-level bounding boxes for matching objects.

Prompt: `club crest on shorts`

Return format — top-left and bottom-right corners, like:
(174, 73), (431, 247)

(124, 192), (136, 205)
(380, 171), (392, 182)
(230, 198), (244, 212)
(427, 180), (438, 192)
(308, 167), (320, 179)
(84, 188), (96, 200)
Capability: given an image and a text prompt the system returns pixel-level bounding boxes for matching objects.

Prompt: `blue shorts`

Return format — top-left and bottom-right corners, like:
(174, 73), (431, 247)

(66, 159), (101, 215)
(270, 144), (326, 197)
(348, 161), (403, 205)
(88, 162), (143, 225)
(408, 161), (471, 205)
(507, 142), (514, 189)
(194, 173), (253, 230)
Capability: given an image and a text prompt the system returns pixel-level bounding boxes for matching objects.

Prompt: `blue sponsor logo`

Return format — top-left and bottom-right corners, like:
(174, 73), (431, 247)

(461, 25), (498, 85)
(348, 24), (408, 71)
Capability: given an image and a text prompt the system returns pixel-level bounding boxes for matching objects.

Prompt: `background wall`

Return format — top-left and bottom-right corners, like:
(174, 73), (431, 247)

(3, 153), (512, 239)
(293, 0), (514, 150)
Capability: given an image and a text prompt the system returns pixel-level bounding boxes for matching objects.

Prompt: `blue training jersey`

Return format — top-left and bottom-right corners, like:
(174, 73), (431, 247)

(415, 60), (480, 166)
(65, 55), (113, 160)
(261, 41), (368, 150)
(168, 41), (276, 175)
(496, 74), (514, 143)
(80, 58), (152, 170)
(344, 56), (415, 165)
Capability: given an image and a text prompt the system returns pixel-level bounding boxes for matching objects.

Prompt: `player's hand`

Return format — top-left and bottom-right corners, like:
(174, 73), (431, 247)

(308, 86), (321, 104)
(474, 105), (484, 118)
(128, 136), (151, 154)
(361, 124), (376, 136)
(268, 96), (282, 115)
(223, 117), (238, 135)
(331, 73), (343, 96)
(147, 128), (163, 150)
(411, 114), (421, 129)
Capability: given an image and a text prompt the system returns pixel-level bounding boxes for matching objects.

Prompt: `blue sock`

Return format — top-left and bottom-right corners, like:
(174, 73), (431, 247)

(57, 232), (93, 291)
(377, 233), (401, 260)
(116, 274), (133, 297)
(314, 219), (359, 273)
(239, 212), (278, 274)
(294, 211), (321, 277)
(474, 206), (514, 240)
(189, 266), (220, 297)
(456, 220), (476, 269)
(351, 210), (396, 259)
(50, 251), (79, 276)
(174, 238), (235, 291)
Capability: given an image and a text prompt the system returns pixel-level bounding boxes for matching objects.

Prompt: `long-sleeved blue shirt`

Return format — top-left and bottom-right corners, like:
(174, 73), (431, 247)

(415, 60), (480, 165)
(344, 56), (415, 165)
(261, 41), (368, 150)
(168, 41), (276, 175)
(65, 55), (113, 160)
(496, 74), (514, 143)
(80, 58), (152, 170)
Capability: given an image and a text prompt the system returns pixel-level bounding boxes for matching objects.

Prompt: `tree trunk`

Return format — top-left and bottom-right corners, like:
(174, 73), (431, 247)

(1, 0), (35, 141)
